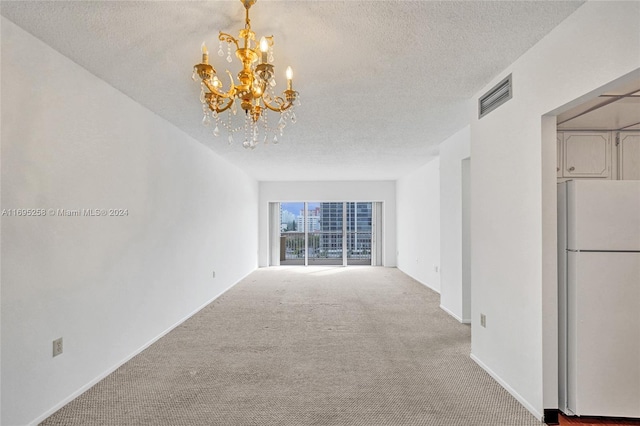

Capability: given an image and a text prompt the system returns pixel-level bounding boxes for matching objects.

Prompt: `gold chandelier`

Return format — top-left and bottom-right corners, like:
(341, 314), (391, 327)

(193, 0), (299, 149)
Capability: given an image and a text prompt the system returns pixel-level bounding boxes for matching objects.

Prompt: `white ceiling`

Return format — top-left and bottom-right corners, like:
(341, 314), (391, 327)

(1, 0), (585, 181)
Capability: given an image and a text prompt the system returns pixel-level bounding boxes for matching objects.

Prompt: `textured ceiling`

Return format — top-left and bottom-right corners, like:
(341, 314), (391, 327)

(1, 0), (584, 181)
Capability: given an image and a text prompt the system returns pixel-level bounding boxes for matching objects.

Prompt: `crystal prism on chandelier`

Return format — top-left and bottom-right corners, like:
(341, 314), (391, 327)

(192, 0), (299, 149)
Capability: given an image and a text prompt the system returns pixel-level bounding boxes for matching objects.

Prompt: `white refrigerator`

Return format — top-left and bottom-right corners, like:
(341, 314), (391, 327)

(558, 180), (640, 418)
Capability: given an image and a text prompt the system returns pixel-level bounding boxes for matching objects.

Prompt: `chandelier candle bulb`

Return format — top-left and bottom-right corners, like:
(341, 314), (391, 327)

(286, 66), (293, 90)
(259, 37), (268, 63)
(201, 42), (208, 64)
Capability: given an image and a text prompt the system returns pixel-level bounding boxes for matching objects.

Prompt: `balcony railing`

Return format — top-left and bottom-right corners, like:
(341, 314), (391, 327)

(280, 231), (372, 264)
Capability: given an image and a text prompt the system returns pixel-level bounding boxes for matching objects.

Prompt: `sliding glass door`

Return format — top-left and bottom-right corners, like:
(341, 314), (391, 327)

(278, 202), (373, 266)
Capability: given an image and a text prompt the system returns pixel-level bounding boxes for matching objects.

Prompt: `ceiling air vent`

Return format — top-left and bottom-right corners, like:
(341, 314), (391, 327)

(478, 74), (512, 118)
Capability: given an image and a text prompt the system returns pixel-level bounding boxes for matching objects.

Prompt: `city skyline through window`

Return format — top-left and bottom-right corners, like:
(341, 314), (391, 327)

(279, 202), (373, 265)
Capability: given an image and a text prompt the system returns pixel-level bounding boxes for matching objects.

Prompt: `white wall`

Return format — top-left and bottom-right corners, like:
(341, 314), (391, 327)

(396, 158), (441, 292)
(258, 181), (396, 267)
(468, 1), (640, 420)
(438, 127), (471, 321)
(1, 19), (258, 426)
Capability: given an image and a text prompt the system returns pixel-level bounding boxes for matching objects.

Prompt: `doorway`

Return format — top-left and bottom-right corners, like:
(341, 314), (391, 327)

(461, 158), (472, 322)
(541, 70), (640, 419)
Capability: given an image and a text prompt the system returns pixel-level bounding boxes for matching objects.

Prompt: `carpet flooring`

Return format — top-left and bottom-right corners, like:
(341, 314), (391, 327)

(41, 267), (542, 425)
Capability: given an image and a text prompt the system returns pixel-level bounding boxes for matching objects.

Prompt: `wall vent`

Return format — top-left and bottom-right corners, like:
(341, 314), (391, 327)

(478, 74), (512, 118)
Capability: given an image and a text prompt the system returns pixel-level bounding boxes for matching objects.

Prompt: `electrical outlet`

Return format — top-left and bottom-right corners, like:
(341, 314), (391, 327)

(480, 314), (487, 328)
(212, 270), (216, 278)
(434, 265), (439, 273)
(53, 338), (63, 357)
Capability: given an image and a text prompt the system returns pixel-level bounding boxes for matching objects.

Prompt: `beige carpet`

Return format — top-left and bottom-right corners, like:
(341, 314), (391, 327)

(41, 267), (541, 425)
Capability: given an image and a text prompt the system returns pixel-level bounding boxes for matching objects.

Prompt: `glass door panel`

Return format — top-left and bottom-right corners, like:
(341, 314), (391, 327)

(312, 202), (342, 265)
(280, 202), (305, 265)
(347, 202), (372, 265)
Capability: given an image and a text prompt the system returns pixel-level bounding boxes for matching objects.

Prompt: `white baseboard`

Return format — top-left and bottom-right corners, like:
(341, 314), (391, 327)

(398, 268), (440, 294)
(29, 270), (255, 426)
(470, 353), (543, 421)
(439, 304), (472, 324)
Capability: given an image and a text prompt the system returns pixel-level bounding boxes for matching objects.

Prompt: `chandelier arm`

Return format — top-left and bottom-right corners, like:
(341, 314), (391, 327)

(211, 98), (234, 114)
(224, 70), (236, 95)
(262, 96), (293, 113)
(218, 32), (240, 50)
(201, 70), (236, 99)
(202, 80), (231, 99)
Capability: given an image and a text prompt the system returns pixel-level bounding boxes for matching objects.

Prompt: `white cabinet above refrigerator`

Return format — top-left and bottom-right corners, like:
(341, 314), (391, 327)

(561, 132), (612, 179)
